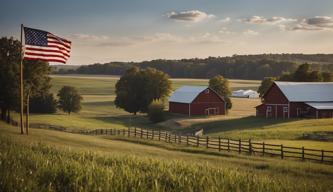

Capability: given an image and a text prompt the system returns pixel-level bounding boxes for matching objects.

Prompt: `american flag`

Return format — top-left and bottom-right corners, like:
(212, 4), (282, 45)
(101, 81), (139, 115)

(23, 27), (71, 64)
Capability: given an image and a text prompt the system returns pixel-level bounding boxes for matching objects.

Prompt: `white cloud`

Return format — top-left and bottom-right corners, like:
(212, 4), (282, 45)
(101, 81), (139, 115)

(218, 27), (233, 34)
(166, 10), (215, 22)
(220, 17), (231, 23)
(72, 34), (109, 40)
(242, 29), (259, 35)
(290, 16), (333, 31)
(240, 16), (296, 25)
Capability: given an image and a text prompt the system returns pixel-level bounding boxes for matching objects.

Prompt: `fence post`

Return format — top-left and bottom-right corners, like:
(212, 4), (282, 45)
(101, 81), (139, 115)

(158, 130), (161, 141)
(134, 127), (137, 137)
(218, 136), (221, 151)
(165, 132), (167, 142)
(239, 139), (241, 154)
(227, 138), (230, 151)
(174, 134), (176, 143)
(321, 150), (324, 163)
(141, 128), (143, 139)
(262, 142), (265, 156)
(281, 145), (284, 159)
(168, 133), (171, 143)
(146, 129), (148, 139)
(179, 135), (181, 144)
(197, 136), (199, 147)
(302, 147), (305, 161)
(187, 135), (189, 146)
(128, 127), (130, 137)
(206, 136), (209, 148)
(249, 139), (252, 155)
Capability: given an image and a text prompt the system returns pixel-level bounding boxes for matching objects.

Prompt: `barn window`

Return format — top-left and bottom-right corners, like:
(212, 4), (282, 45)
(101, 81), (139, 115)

(267, 106), (272, 112)
(205, 89), (210, 94)
(283, 107), (288, 112)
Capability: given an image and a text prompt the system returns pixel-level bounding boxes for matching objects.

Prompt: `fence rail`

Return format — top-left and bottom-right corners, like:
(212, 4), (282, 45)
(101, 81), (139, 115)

(80, 127), (333, 164)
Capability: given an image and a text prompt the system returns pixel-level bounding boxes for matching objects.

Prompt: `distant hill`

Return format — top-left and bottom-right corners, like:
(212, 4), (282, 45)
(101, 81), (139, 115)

(54, 54), (333, 80)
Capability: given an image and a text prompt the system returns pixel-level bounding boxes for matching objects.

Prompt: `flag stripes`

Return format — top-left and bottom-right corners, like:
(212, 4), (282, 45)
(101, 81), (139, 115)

(23, 27), (71, 64)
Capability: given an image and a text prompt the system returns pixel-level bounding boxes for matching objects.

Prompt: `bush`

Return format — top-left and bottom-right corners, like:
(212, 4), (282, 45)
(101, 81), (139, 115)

(30, 94), (57, 113)
(148, 101), (165, 123)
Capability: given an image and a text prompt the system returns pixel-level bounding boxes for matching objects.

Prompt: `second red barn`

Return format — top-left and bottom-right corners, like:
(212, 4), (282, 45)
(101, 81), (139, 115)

(169, 86), (226, 116)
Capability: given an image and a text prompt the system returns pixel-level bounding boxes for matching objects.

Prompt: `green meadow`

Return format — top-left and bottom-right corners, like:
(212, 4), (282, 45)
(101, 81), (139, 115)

(11, 74), (333, 150)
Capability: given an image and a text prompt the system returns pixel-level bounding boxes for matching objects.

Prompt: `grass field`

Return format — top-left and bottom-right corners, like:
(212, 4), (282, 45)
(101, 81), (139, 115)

(1, 121), (333, 191)
(11, 74), (333, 151)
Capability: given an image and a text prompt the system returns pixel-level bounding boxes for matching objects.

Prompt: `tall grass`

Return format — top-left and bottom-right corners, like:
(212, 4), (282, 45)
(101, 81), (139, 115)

(0, 135), (332, 192)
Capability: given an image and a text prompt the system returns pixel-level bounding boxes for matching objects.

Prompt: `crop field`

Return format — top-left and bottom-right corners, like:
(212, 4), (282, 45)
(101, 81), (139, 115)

(1, 121), (333, 191)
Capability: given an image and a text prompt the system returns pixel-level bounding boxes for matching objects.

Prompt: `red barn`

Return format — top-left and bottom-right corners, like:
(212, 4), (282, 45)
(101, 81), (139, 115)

(256, 82), (333, 119)
(169, 86), (226, 116)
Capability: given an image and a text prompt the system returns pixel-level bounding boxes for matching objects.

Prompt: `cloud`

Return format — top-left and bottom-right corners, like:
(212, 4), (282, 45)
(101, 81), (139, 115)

(166, 10), (215, 22)
(218, 27), (233, 34)
(242, 29), (259, 35)
(240, 16), (296, 25)
(220, 17), (231, 23)
(72, 33), (109, 40)
(291, 16), (333, 31)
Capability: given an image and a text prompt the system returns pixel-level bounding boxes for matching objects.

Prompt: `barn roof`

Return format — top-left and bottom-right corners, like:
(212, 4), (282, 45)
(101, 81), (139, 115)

(169, 86), (208, 103)
(306, 102), (333, 110)
(275, 81), (333, 102)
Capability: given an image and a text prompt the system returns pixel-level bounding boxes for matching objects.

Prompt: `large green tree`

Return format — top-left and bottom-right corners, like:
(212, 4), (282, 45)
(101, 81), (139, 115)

(0, 37), (20, 121)
(57, 86), (82, 115)
(115, 67), (171, 115)
(257, 77), (276, 97)
(208, 75), (232, 110)
(0, 37), (55, 122)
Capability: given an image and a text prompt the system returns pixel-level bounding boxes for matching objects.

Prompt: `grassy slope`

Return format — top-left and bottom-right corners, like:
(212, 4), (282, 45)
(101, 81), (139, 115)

(190, 117), (333, 149)
(1, 121), (333, 191)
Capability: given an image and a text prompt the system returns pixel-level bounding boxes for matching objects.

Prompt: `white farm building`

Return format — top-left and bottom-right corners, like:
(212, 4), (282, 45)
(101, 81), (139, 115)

(231, 89), (259, 99)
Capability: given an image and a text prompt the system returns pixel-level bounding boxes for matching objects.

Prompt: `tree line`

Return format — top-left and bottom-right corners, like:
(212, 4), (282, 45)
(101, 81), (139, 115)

(55, 54), (333, 80)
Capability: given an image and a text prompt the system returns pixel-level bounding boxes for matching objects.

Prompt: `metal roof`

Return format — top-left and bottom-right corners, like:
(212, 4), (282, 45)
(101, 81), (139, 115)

(169, 86), (208, 104)
(275, 81), (333, 102)
(306, 102), (333, 110)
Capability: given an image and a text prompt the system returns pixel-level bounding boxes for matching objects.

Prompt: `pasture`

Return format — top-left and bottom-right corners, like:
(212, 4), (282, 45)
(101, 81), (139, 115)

(12, 74), (333, 150)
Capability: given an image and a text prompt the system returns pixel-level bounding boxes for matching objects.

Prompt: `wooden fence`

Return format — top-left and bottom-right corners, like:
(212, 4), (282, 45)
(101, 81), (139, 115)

(81, 127), (333, 164)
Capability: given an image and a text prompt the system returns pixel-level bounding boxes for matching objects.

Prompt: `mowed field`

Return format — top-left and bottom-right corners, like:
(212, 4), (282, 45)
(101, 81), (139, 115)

(12, 74), (333, 150)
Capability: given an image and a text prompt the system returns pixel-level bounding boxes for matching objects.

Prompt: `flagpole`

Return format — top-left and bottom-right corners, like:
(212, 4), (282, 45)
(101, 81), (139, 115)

(20, 24), (24, 134)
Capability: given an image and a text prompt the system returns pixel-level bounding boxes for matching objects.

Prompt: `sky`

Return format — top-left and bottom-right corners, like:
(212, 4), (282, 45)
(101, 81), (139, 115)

(1, 0), (333, 65)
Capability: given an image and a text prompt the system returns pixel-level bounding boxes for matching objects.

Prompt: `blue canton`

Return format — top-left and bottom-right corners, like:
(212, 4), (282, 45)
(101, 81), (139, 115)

(24, 27), (48, 46)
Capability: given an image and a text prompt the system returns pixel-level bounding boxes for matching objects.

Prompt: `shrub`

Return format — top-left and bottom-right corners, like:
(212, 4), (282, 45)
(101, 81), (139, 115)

(30, 94), (57, 113)
(148, 100), (165, 123)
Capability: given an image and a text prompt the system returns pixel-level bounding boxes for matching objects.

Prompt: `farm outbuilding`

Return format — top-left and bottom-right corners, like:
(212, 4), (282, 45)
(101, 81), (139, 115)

(256, 82), (333, 119)
(169, 86), (226, 116)
(232, 89), (259, 98)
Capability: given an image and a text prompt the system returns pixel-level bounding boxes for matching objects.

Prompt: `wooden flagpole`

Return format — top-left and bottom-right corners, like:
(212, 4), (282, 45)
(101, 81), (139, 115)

(20, 24), (24, 134)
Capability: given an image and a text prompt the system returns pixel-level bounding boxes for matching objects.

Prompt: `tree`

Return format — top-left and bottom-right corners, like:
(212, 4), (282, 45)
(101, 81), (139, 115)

(209, 75), (231, 97)
(258, 77), (276, 97)
(57, 86), (82, 115)
(115, 67), (172, 115)
(30, 94), (57, 113)
(208, 75), (232, 110)
(293, 63), (310, 81)
(0, 37), (20, 122)
(322, 72), (333, 82)
(0, 37), (54, 122)
(148, 100), (165, 123)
